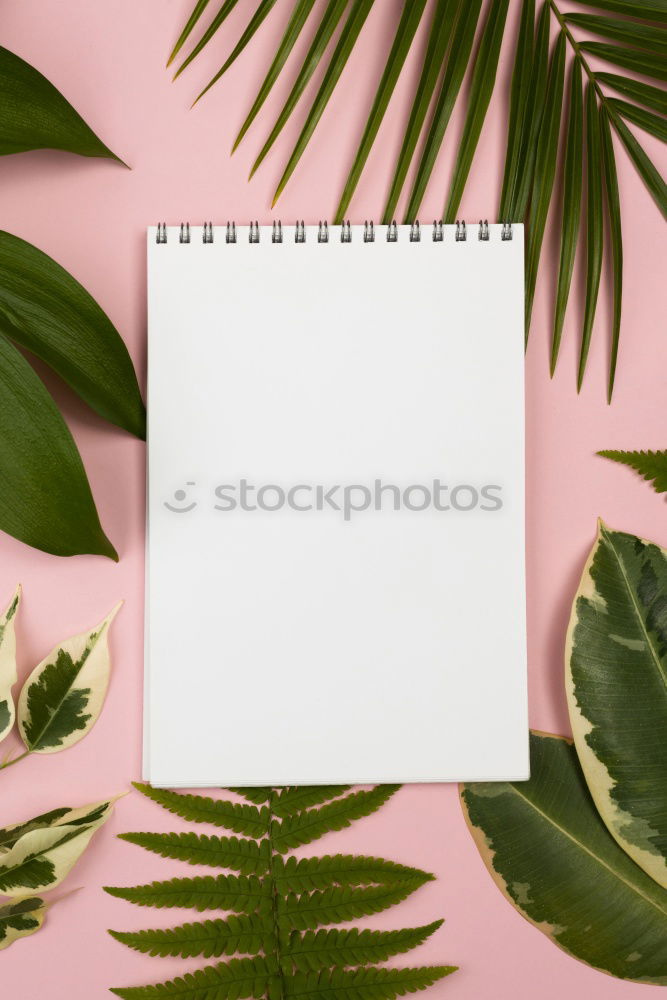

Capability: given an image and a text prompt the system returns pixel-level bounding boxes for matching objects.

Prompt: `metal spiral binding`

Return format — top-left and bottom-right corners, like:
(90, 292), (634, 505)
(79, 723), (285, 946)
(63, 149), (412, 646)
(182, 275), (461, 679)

(478, 220), (489, 241)
(340, 221), (352, 243)
(387, 221), (398, 242)
(203, 222), (213, 243)
(433, 221), (443, 242)
(455, 221), (467, 242)
(156, 222), (167, 244)
(318, 221), (329, 243)
(249, 221), (260, 243)
(272, 220), (282, 243)
(179, 223), (190, 244)
(409, 221), (421, 242)
(363, 221), (374, 243)
(156, 221), (514, 243)
(226, 222), (236, 244)
(295, 220), (306, 243)
(501, 222), (513, 241)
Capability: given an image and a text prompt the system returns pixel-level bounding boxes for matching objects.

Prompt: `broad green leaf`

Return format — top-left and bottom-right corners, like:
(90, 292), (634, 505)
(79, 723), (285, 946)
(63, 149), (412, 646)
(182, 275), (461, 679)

(233, 0), (317, 151)
(597, 72), (667, 115)
(597, 449), (667, 492)
(580, 42), (667, 82)
(462, 732), (667, 984)
(167, 0), (212, 67)
(443, 0), (510, 223)
(565, 14), (667, 55)
(551, 57), (583, 375)
(118, 832), (270, 874)
(283, 921), (443, 973)
(0, 798), (115, 896)
(498, 0), (535, 221)
(194, 0), (280, 103)
(609, 98), (667, 143)
(132, 783), (270, 837)
(0, 585), (20, 743)
(109, 913), (272, 959)
(0, 799), (115, 851)
(273, 854), (432, 892)
(18, 604), (120, 753)
(610, 113), (667, 217)
(578, 83), (604, 392)
(0, 333), (117, 559)
(174, 0), (241, 79)
(524, 31), (565, 339)
(0, 231), (145, 439)
(569, 0), (667, 19)
(0, 46), (121, 160)
(272, 786), (400, 853)
(272, 0), (375, 206)
(272, 786), (351, 817)
(0, 896), (50, 951)
(600, 107), (623, 401)
(277, 880), (426, 930)
(334, 0), (429, 223)
(283, 966), (456, 998)
(104, 874), (271, 914)
(250, 0), (348, 179)
(566, 522), (667, 887)
(383, 0), (459, 224)
(110, 956), (278, 1000)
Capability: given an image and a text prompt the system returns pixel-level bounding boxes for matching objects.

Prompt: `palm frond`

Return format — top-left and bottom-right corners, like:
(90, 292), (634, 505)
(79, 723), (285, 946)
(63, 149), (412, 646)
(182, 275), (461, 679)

(194, 0), (280, 103)
(600, 105), (623, 400)
(579, 82), (604, 392)
(173, 0), (240, 79)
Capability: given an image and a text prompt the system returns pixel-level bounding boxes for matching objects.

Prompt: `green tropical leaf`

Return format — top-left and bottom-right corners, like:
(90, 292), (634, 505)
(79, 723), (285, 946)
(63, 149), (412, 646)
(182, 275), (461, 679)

(282, 922), (444, 973)
(600, 107), (623, 400)
(569, 0), (667, 20)
(443, 0), (510, 223)
(0, 896), (50, 951)
(272, 786), (352, 818)
(551, 56), (583, 375)
(0, 46), (122, 160)
(118, 832), (270, 874)
(110, 956), (278, 1000)
(511, 2), (552, 223)
(194, 0), (280, 104)
(109, 913), (272, 959)
(566, 522), (667, 888)
(277, 881), (425, 930)
(578, 83), (604, 392)
(610, 113), (667, 216)
(273, 854), (432, 892)
(597, 72), (667, 115)
(272, 786), (400, 853)
(0, 799), (114, 851)
(608, 98), (667, 143)
(104, 874), (271, 914)
(335, 0), (429, 223)
(597, 449), (667, 492)
(462, 731), (667, 984)
(167, 0), (212, 67)
(499, 0), (535, 221)
(17, 604), (120, 753)
(565, 14), (667, 54)
(580, 42), (667, 81)
(283, 965), (456, 999)
(0, 585), (19, 743)
(132, 784), (270, 837)
(173, 0), (241, 78)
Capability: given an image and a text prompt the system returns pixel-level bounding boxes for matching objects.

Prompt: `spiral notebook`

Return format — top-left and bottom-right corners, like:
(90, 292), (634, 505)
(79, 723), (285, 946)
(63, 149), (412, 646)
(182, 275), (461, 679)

(145, 222), (527, 787)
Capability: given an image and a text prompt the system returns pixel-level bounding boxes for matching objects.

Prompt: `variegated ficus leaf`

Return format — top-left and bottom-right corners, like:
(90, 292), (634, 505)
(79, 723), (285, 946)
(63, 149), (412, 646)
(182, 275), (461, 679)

(566, 522), (667, 889)
(0, 585), (20, 743)
(0, 896), (50, 951)
(107, 785), (456, 999)
(17, 602), (121, 754)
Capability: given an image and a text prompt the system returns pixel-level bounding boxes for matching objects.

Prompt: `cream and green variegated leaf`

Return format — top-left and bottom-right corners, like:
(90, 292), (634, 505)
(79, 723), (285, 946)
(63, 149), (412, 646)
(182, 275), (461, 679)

(0, 895), (50, 951)
(565, 522), (667, 888)
(0, 797), (115, 897)
(0, 798), (115, 852)
(0, 585), (20, 743)
(17, 603), (120, 754)
(462, 731), (667, 984)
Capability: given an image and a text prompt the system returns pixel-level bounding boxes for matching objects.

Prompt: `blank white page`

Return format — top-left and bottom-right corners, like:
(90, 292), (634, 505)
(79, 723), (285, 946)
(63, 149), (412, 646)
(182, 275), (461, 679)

(146, 224), (527, 786)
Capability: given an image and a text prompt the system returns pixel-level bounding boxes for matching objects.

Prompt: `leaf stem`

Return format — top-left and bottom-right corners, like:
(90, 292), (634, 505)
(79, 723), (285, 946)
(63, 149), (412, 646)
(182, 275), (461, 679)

(0, 750), (31, 771)
(267, 789), (285, 999)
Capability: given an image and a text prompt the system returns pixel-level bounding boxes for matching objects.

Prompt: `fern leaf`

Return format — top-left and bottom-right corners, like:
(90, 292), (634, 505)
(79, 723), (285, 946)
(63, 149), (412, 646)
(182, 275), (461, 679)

(277, 881), (425, 930)
(110, 955), (278, 1000)
(228, 787), (273, 804)
(272, 786), (400, 853)
(282, 922), (444, 973)
(109, 913), (273, 959)
(283, 965), (457, 999)
(272, 786), (352, 818)
(273, 854), (433, 892)
(597, 449), (667, 493)
(118, 832), (270, 874)
(132, 783), (269, 837)
(104, 874), (271, 914)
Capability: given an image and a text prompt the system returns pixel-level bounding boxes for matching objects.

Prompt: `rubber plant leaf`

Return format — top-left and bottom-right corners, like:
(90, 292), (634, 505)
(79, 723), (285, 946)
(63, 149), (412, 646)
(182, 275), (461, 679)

(597, 449), (667, 493)
(17, 603), (121, 753)
(0, 585), (20, 743)
(566, 522), (667, 888)
(462, 731), (667, 984)
(0, 799), (116, 851)
(0, 896), (52, 951)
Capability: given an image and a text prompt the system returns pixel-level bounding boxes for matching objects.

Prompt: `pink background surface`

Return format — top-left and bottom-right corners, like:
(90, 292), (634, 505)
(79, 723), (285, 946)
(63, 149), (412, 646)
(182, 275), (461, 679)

(1, 1), (665, 996)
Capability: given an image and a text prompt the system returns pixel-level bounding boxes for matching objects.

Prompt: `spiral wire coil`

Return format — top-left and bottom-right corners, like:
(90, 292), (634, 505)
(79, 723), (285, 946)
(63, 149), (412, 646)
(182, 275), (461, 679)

(156, 221), (513, 244)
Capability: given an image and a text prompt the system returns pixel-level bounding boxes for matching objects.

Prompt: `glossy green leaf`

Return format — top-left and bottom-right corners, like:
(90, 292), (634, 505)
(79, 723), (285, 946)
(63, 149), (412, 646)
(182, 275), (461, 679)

(0, 585), (20, 744)
(232, 0), (316, 151)
(597, 72), (667, 115)
(250, 0), (348, 179)
(600, 107), (623, 400)
(568, 0), (667, 23)
(0, 231), (145, 438)
(597, 449), (667, 492)
(404, 0), (483, 222)
(118, 832), (270, 874)
(0, 799), (113, 851)
(580, 42), (667, 82)
(383, 0), (459, 224)
(283, 922), (443, 973)
(104, 874), (271, 914)
(277, 881), (426, 930)
(610, 113), (667, 217)
(0, 896), (50, 951)
(0, 333), (116, 559)
(498, 0), (535, 222)
(608, 98), (667, 143)
(551, 57), (583, 375)
(524, 31), (565, 339)
(578, 84), (604, 392)
(334, 0), (429, 223)
(0, 46), (121, 160)
(132, 783), (270, 837)
(195, 0), (280, 103)
(109, 913), (272, 959)
(565, 14), (667, 55)
(462, 731), (667, 984)
(272, 786), (352, 817)
(566, 522), (667, 887)
(443, 0), (510, 223)
(173, 0), (241, 79)
(110, 956), (277, 1000)
(283, 966), (456, 998)
(167, 0), (212, 67)
(272, 854), (432, 892)
(272, 0), (375, 206)
(272, 786), (400, 853)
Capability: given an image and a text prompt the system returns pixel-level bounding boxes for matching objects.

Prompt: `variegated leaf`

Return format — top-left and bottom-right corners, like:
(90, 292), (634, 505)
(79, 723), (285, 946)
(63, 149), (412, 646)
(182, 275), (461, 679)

(0, 895), (50, 951)
(17, 602), (121, 753)
(566, 521), (667, 888)
(0, 585), (20, 743)
(0, 798), (114, 852)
